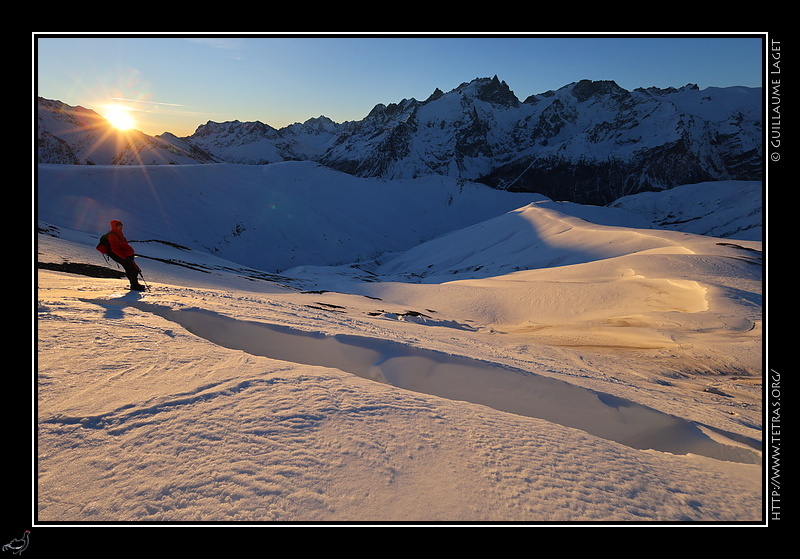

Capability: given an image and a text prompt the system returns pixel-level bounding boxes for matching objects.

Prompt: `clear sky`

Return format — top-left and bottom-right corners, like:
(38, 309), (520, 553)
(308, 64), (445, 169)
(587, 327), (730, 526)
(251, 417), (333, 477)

(35, 33), (765, 137)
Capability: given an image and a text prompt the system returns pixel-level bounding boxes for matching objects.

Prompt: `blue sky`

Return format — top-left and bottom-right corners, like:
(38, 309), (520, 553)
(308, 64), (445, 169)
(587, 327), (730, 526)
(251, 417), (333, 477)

(35, 33), (764, 137)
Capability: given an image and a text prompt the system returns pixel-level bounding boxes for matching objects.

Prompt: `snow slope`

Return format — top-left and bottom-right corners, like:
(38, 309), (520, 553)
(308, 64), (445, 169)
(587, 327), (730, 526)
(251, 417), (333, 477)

(35, 164), (763, 525)
(36, 162), (547, 273)
(611, 181), (762, 241)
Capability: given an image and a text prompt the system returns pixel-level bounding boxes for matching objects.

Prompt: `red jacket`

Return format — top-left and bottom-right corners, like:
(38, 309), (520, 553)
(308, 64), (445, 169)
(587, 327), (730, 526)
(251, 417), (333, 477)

(108, 220), (135, 259)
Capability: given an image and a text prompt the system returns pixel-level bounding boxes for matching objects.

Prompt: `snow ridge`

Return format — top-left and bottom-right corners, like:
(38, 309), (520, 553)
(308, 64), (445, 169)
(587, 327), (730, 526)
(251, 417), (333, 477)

(87, 299), (759, 465)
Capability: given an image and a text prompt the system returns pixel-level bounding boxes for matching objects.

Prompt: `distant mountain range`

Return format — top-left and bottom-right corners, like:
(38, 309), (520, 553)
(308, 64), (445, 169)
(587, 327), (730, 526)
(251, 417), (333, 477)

(37, 76), (762, 205)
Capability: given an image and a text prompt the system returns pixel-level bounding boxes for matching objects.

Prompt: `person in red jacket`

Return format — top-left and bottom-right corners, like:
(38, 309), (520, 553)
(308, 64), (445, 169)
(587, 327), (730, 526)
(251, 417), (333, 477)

(106, 220), (146, 291)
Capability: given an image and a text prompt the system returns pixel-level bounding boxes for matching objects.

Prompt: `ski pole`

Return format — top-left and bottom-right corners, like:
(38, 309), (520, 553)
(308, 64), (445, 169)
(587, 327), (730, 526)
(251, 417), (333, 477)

(138, 270), (151, 291)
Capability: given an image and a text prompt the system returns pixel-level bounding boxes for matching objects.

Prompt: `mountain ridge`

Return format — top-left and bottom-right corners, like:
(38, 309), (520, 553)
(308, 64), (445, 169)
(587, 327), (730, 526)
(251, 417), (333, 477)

(37, 76), (762, 205)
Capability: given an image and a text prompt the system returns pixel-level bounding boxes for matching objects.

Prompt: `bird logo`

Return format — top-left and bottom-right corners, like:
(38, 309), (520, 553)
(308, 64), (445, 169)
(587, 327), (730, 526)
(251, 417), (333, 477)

(2, 531), (29, 555)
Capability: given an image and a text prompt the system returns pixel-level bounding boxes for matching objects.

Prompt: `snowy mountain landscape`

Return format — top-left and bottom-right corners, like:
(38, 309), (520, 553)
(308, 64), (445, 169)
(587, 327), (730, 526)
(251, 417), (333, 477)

(37, 77), (762, 205)
(35, 77), (764, 525)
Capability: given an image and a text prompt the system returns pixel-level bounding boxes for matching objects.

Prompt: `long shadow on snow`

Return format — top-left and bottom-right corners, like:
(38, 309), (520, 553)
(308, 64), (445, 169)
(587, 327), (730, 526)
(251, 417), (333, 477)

(106, 299), (760, 465)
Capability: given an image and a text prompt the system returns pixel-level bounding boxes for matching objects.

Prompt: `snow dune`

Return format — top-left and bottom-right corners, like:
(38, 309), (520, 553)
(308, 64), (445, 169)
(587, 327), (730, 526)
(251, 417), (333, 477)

(101, 299), (758, 465)
(36, 163), (763, 523)
(333, 199), (758, 366)
(373, 200), (698, 279)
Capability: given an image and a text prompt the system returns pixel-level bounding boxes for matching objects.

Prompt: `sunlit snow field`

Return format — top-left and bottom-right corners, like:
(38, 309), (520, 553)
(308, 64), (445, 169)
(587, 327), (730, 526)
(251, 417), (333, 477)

(36, 163), (763, 523)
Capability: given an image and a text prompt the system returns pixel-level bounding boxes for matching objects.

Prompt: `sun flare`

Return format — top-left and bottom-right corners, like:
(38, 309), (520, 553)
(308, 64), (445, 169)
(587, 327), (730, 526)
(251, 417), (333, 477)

(103, 106), (136, 131)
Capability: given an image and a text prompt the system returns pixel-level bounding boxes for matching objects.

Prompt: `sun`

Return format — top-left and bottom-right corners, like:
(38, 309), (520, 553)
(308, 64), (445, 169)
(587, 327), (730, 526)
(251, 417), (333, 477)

(103, 105), (136, 131)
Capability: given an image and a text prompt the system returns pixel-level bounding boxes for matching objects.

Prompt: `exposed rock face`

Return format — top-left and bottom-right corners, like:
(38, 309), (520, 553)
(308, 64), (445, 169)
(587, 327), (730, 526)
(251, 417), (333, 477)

(37, 76), (762, 205)
(317, 78), (761, 204)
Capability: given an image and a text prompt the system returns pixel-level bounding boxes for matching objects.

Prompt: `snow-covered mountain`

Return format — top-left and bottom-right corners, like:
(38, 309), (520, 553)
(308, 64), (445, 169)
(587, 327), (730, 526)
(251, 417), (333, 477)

(611, 180), (762, 241)
(36, 98), (218, 165)
(36, 76), (761, 205)
(187, 116), (342, 164)
(319, 77), (762, 204)
(34, 70), (766, 526)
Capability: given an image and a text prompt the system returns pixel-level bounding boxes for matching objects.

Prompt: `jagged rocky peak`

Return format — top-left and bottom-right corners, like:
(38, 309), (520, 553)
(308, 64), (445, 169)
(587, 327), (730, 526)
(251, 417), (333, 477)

(367, 76), (520, 119)
(523, 79), (633, 105)
(191, 119), (278, 139)
(425, 87), (445, 103)
(365, 98), (419, 122)
(521, 91), (548, 105)
(456, 75), (520, 108)
(634, 83), (700, 96)
(283, 115), (340, 135)
(569, 79), (630, 102)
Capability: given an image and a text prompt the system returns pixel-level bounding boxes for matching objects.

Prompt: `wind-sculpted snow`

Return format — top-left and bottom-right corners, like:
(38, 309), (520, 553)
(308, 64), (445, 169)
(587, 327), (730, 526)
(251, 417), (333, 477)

(375, 200), (702, 281)
(36, 161), (763, 522)
(120, 300), (760, 465)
